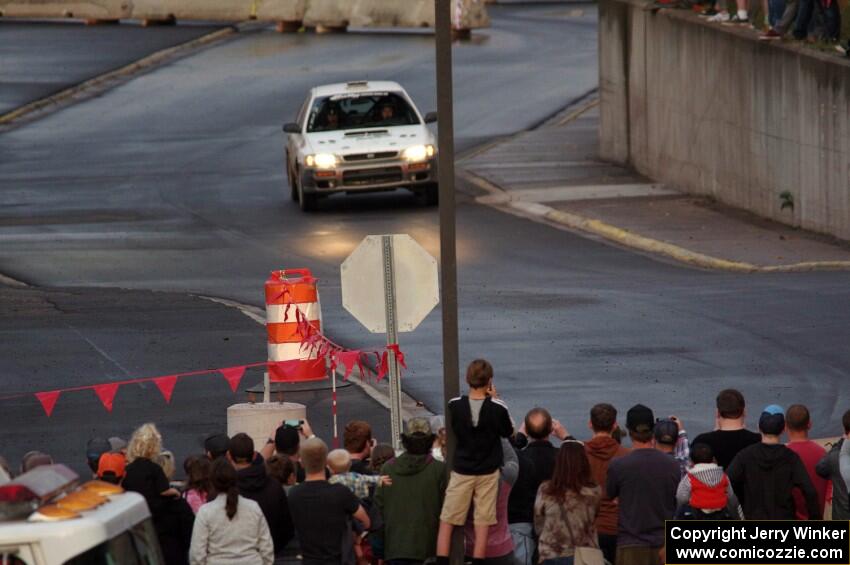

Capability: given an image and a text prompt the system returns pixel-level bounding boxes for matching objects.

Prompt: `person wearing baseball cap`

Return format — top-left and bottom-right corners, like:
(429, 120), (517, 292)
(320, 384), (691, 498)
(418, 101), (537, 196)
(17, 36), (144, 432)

(374, 417), (446, 563)
(606, 404), (681, 565)
(86, 437), (111, 477)
(204, 433), (229, 461)
(653, 417), (689, 476)
(727, 404), (821, 519)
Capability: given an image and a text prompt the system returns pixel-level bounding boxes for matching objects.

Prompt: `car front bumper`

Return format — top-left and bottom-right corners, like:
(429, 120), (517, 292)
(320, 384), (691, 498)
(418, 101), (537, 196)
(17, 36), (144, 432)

(300, 157), (437, 195)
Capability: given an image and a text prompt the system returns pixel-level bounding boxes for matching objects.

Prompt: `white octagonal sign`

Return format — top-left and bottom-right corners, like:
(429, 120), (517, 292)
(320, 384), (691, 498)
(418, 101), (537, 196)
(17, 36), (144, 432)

(341, 234), (439, 333)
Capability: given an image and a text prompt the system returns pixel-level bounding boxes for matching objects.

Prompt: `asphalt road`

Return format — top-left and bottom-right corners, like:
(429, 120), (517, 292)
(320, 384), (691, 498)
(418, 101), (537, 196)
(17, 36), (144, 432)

(0, 21), (224, 115)
(2, 3), (850, 450)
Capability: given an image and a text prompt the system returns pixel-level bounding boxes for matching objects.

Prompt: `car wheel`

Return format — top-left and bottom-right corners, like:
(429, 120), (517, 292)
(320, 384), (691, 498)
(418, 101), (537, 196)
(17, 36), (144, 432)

(297, 178), (318, 212)
(415, 183), (439, 206)
(289, 168), (298, 202)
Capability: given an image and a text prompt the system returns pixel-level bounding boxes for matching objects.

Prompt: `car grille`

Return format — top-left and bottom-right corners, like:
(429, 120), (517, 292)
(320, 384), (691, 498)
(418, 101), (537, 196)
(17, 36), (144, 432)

(342, 151), (398, 162)
(342, 167), (403, 187)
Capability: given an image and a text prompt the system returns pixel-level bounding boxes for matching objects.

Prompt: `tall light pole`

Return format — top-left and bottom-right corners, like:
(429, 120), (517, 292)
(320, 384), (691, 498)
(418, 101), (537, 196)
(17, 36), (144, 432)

(435, 0), (463, 561)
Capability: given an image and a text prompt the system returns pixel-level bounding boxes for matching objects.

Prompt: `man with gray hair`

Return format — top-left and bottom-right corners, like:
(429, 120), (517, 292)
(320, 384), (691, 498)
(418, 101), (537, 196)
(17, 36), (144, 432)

(288, 437), (370, 565)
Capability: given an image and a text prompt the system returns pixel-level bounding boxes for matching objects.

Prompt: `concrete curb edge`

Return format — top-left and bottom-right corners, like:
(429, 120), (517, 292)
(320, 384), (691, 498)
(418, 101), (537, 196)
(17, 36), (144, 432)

(460, 98), (850, 274)
(460, 168), (850, 274)
(0, 25), (239, 128)
(196, 295), (436, 422)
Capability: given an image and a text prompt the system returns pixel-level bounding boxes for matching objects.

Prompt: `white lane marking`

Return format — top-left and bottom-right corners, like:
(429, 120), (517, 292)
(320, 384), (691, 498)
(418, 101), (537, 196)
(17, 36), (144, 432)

(195, 295), (435, 420)
(67, 325), (134, 378)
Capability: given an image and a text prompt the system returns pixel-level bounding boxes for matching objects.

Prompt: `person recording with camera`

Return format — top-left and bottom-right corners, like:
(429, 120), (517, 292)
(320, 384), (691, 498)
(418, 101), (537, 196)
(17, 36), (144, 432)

(261, 418), (317, 484)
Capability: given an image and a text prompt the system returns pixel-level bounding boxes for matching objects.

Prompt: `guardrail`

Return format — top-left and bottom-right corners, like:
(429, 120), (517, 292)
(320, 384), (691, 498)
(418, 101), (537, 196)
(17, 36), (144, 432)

(0, 0), (490, 31)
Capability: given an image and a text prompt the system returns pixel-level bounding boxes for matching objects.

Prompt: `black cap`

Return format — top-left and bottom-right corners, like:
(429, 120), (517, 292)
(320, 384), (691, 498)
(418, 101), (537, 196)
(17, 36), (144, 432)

(654, 419), (678, 445)
(626, 404), (654, 433)
(275, 426), (300, 455)
(86, 438), (111, 472)
(204, 433), (229, 458)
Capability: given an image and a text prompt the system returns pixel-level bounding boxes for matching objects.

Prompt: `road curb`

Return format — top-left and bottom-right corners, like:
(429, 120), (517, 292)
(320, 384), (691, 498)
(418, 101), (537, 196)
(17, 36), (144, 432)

(460, 168), (850, 273)
(0, 25), (239, 129)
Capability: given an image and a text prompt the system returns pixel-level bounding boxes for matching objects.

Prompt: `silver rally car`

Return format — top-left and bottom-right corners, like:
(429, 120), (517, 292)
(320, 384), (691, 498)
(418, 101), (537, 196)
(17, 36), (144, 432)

(283, 80), (438, 211)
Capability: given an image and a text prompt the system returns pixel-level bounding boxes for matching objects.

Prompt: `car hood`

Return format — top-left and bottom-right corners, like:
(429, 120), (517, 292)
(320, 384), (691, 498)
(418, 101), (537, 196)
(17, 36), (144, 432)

(304, 125), (434, 156)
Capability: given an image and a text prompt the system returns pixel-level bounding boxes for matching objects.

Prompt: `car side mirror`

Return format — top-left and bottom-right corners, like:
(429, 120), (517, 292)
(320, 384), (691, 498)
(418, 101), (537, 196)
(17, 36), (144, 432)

(283, 123), (301, 134)
(424, 112), (437, 124)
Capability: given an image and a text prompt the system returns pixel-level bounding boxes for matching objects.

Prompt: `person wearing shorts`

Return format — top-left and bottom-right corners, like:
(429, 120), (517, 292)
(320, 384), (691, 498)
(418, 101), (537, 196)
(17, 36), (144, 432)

(436, 359), (514, 565)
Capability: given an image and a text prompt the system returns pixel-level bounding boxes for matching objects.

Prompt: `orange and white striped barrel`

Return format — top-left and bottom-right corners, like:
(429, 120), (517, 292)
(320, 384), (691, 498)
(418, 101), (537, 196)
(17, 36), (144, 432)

(264, 268), (327, 382)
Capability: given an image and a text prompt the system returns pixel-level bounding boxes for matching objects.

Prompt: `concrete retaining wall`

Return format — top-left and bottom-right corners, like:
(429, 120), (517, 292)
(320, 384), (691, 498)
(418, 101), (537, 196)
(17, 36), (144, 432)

(599, 0), (850, 241)
(0, 0), (489, 29)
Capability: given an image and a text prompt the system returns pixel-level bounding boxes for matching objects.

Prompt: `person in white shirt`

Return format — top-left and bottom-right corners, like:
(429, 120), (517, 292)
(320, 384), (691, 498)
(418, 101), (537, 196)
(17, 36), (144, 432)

(190, 458), (274, 565)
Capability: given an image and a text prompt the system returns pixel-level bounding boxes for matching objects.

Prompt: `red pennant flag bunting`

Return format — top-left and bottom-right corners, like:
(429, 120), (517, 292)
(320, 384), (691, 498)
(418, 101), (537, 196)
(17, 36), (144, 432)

(35, 390), (61, 417)
(338, 350), (361, 380)
(220, 366), (246, 393)
(387, 344), (407, 369)
(153, 375), (178, 403)
(93, 383), (120, 412)
(376, 350), (389, 381)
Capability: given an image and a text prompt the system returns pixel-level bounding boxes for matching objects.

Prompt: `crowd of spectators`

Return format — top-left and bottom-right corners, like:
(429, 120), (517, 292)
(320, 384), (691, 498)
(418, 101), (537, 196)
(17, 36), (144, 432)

(652, 0), (848, 55)
(4, 359), (850, 565)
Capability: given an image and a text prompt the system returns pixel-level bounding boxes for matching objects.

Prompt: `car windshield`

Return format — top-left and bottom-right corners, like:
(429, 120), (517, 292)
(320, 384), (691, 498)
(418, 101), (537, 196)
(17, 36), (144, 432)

(306, 91), (419, 133)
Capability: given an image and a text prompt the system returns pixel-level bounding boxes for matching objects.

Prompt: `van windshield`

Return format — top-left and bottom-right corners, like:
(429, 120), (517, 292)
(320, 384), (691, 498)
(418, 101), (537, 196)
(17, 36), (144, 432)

(306, 91), (419, 133)
(64, 518), (163, 565)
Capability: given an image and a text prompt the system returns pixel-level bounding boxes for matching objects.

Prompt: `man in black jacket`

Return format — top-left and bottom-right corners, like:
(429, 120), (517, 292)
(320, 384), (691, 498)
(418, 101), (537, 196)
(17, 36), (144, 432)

(229, 433), (295, 557)
(727, 405), (821, 520)
(507, 407), (568, 565)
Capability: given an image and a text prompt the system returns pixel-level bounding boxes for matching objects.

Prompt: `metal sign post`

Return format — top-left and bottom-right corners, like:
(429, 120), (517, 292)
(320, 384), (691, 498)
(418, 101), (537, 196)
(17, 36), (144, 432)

(435, 0), (462, 561)
(381, 235), (404, 451)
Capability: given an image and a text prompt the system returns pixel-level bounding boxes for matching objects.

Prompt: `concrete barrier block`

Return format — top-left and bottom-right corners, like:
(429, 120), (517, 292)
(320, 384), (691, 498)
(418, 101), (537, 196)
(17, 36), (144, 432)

(349, 0), (434, 28)
(227, 402), (307, 455)
(0, 0), (487, 29)
(303, 0), (349, 28)
(258, 0), (305, 23)
(0, 0), (125, 19)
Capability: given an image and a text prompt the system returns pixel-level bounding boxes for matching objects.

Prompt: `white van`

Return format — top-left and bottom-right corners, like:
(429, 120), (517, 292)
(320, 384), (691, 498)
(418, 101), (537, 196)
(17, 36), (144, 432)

(0, 465), (163, 564)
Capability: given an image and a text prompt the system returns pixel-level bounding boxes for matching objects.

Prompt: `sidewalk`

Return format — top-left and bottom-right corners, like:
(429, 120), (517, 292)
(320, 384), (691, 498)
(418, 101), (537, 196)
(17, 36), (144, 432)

(460, 97), (850, 272)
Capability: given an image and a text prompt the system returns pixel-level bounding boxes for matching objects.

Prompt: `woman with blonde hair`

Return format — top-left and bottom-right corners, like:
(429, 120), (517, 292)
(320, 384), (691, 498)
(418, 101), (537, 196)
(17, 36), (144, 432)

(124, 423), (180, 500)
(123, 423), (187, 564)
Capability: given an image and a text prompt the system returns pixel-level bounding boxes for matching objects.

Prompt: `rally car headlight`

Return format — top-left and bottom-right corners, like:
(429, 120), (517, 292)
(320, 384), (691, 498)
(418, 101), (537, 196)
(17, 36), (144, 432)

(305, 153), (338, 169)
(402, 144), (436, 162)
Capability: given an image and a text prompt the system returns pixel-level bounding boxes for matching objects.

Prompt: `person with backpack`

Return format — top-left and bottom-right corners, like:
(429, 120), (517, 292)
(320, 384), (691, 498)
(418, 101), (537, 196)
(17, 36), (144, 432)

(675, 443), (743, 519)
